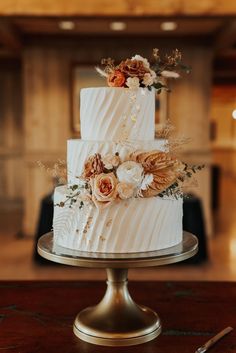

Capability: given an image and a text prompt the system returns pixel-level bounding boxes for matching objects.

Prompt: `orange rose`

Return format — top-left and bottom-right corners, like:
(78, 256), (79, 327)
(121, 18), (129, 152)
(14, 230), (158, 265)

(107, 70), (126, 87)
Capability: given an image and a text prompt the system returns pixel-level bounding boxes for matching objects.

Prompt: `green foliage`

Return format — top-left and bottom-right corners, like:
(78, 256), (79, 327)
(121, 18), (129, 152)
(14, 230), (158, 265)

(159, 163), (205, 199)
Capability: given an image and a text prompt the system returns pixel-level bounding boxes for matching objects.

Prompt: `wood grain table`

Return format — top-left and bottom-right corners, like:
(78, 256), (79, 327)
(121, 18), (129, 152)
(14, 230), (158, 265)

(0, 281), (235, 352)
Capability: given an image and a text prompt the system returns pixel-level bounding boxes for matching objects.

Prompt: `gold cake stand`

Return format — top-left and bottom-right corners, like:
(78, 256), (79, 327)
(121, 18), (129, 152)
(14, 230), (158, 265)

(37, 231), (198, 347)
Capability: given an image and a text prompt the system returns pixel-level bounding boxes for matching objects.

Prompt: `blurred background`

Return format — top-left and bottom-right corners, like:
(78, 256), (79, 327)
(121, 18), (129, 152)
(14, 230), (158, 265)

(0, 0), (236, 281)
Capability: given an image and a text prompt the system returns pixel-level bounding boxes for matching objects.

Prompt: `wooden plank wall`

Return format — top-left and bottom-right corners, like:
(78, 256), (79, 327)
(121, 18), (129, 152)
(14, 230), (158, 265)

(211, 85), (236, 177)
(23, 47), (70, 235)
(168, 46), (213, 235)
(211, 85), (236, 149)
(0, 63), (23, 209)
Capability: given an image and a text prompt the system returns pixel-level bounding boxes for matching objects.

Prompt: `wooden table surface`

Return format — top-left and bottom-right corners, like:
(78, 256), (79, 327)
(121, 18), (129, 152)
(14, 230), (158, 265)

(0, 281), (235, 352)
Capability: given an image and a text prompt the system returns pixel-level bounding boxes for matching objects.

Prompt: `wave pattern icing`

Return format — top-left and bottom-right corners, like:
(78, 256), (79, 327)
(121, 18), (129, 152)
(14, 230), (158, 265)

(80, 88), (155, 141)
(67, 139), (167, 184)
(53, 185), (183, 253)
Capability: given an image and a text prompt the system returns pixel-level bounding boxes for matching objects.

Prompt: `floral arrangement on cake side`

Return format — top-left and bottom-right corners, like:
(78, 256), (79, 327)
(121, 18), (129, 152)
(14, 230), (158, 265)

(56, 150), (204, 210)
(96, 49), (190, 92)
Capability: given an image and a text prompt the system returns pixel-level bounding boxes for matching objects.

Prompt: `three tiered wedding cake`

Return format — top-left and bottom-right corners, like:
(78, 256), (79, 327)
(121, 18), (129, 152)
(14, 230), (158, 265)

(53, 50), (196, 253)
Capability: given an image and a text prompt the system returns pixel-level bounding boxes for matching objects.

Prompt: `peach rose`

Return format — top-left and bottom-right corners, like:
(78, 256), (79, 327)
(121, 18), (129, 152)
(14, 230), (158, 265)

(117, 182), (135, 200)
(91, 173), (118, 208)
(107, 70), (126, 87)
(102, 153), (121, 170)
(142, 73), (154, 87)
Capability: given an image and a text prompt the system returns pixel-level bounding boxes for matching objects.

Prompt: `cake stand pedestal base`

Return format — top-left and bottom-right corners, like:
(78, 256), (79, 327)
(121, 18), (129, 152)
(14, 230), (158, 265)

(37, 231), (198, 347)
(73, 268), (161, 346)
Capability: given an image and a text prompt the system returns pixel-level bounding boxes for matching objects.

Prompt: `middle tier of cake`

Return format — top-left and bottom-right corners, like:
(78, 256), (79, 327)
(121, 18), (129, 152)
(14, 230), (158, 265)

(67, 139), (167, 184)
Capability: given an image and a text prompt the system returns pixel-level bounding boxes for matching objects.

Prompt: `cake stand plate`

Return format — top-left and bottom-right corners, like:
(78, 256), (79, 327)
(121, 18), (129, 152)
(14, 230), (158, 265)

(38, 231), (198, 346)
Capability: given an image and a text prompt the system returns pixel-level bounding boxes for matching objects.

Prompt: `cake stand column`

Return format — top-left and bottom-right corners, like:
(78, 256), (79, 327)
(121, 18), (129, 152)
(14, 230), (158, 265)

(73, 267), (161, 346)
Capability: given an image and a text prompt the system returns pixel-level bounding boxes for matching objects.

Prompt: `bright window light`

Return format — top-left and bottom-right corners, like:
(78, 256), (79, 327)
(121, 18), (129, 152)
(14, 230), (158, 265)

(110, 22), (127, 31)
(59, 21), (75, 30)
(160, 21), (178, 31)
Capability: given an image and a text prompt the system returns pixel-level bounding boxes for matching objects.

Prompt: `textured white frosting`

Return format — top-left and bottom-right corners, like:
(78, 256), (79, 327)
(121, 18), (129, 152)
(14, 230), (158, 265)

(52, 85), (183, 253)
(67, 139), (167, 184)
(53, 185), (183, 253)
(80, 87), (155, 141)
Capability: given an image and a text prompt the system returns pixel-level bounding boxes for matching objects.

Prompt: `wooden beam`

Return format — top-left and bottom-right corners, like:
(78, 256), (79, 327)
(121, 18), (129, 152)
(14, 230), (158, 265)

(0, 20), (22, 53)
(0, 0), (235, 17)
(213, 51), (236, 83)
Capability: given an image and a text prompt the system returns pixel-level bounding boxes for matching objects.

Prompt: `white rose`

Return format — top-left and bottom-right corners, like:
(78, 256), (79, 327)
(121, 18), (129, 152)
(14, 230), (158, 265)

(142, 73), (154, 87)
(126, 77), (140, 90)
(117, 161), (144, 186)
(161, 70), (180, 79)
(131, 55), (150, 69)
(117, 182), (135, 200)
(140, 173), (154, 190)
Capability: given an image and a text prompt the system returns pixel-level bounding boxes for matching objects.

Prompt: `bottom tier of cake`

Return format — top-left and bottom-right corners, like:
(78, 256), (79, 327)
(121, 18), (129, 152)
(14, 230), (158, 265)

(53, 185), (183, 253)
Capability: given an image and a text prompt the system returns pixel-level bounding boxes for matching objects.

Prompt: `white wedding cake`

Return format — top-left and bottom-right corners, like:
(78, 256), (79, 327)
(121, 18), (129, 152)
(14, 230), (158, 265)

(52, 51), (196, 253)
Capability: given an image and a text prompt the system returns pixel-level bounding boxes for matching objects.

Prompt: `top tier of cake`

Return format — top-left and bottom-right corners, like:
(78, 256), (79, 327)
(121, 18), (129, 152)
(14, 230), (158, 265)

(80, 87), (155, 141)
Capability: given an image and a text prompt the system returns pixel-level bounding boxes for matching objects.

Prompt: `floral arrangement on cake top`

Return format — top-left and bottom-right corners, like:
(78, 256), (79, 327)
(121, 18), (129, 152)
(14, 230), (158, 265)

(56, 150), (204, 210)
(96, 49), (190, 92)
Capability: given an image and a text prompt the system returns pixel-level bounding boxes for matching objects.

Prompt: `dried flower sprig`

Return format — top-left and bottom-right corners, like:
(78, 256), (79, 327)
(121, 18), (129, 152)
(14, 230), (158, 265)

(55, 182), (91, 209)
(155, 120), (176, 139)
(100, 57), (115, 75)
(37, 159), (67, 185)
(152, 48), (190, 74)
(167, 136), (192, 153)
